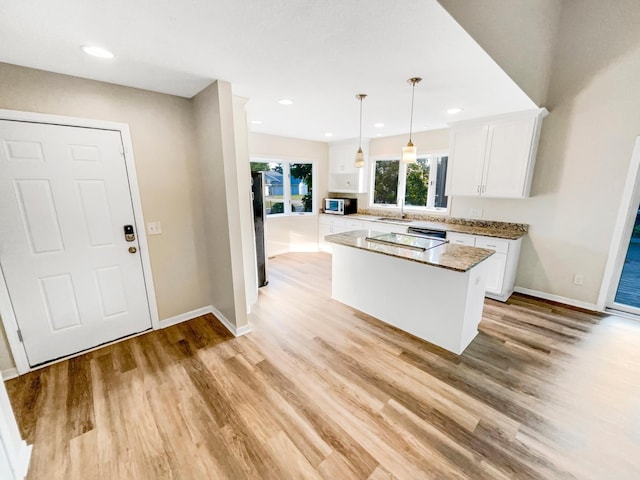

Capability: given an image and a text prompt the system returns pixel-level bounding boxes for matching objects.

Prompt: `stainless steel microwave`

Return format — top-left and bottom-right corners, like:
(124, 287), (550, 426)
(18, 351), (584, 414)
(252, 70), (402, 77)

(324, 197), (357, 215)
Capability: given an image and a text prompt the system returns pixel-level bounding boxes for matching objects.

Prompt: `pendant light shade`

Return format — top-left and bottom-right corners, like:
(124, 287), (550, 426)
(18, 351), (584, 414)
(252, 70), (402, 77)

(355, 94), (367, 168)
(402, 141), (417, 164)
(402, 77), (422, 164)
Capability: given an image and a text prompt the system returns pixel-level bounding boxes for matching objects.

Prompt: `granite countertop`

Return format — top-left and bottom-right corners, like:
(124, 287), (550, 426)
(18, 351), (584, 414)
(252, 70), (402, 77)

(325, 230), (494, 272)
(333, 213), (528, 240)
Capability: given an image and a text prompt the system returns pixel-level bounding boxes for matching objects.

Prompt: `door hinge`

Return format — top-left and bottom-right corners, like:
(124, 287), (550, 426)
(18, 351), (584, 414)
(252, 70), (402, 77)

(17, 329), (23, 342)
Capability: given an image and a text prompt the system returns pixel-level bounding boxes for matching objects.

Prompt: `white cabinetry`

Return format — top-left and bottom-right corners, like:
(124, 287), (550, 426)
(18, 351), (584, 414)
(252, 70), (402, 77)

(328, 139), (369, 193)
(367, 222), (408, 234)
(345, 219), (364, 230)
(446, 232), (521, 301)
(319, 215), (347, 252)
(446, 109), (547, 198)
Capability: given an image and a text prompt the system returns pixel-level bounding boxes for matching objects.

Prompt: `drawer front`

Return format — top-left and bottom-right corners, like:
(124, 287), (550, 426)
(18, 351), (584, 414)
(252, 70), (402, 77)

(475, 236), (510, 254)
(328, 218), (346, 229)
(346, 220), (364, 230)
(447, 232), (475, 246)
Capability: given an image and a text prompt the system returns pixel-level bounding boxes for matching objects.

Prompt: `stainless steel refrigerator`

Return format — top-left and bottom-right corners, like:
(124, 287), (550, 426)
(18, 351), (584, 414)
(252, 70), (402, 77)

(251, 171), (268, 287)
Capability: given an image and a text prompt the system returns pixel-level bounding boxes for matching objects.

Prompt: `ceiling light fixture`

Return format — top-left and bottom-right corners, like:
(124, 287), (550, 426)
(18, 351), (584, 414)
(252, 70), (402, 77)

(278, 99), (294, 105)
(355, 93), (367, 168)
(374, 122), (384, 128)
(251, 120), (263, 125)
(324, 132), (333, 137)
(447, 107), (463, 115)
(81, 45), (114, 59)
(402, 77), (422, 164)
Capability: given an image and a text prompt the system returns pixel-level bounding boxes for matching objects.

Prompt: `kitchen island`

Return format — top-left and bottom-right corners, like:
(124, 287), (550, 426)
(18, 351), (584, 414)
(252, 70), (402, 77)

(326, 230), (494, 354)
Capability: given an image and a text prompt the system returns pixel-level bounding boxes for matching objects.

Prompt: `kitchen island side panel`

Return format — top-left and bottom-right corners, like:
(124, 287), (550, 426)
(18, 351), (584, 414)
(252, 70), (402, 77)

(331, 244), (486, 354)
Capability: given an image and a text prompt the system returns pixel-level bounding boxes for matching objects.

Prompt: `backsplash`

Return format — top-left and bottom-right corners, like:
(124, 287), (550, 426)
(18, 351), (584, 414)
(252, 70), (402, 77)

(357, 208), (529, 233)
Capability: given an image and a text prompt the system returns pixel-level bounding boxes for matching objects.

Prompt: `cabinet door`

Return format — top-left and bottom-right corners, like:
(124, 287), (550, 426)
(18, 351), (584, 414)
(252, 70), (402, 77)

(446, 125), (488, 196)
(482, 116), (535, 198)
(346, 219), (364, 230)
(329, 218), (347, 233)
(318, 223), (332, 252)
(361, 220), (379, 232)
(374, 223), (408, 234)
(483, 252), (507, 294)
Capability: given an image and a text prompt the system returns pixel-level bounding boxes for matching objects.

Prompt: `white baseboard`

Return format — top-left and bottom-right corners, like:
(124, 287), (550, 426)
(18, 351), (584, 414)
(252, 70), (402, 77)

(159, 306), (214, 329)
(16, 442), (32, 479)
(210, 305), (252, 337)
(513, 286), (601, 312)
(160, 305), (252, 337)
(1, 367), (18, 381)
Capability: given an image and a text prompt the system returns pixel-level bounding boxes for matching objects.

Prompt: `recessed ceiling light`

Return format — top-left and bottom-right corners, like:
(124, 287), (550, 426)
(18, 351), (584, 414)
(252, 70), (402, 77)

(324, 132), (333, 137)
(251, 120), (263, 125)
(374, 123), (384, 128)
(376, 133), (382, 137)
(278, 99), (294, 105)
(447, 107), (463, 115)
(81, 45), (114, 59)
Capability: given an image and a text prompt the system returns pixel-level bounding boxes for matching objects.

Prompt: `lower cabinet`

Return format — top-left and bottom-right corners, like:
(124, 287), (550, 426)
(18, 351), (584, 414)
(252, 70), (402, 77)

(361, 220), (408, 234)
(319, 216), (346, 253)
(446, 232), (521, 301)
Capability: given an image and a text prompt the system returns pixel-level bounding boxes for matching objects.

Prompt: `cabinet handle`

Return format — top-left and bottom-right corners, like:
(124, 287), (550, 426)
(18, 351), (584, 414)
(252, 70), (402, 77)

(477, 185), (480, 194)
(482, 185), (486, 193)
(486, 244), (496, 248)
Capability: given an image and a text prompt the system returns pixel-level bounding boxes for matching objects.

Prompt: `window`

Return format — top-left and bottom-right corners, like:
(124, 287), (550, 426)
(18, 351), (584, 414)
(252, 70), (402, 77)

(250, 160), (315, 215)
(371, 154), (448, 211)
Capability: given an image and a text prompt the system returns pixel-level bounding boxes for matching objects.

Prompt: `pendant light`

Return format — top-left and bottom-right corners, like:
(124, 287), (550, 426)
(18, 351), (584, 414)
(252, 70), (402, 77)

(402, 77), (422, 164)
(355, 94), (367, 168)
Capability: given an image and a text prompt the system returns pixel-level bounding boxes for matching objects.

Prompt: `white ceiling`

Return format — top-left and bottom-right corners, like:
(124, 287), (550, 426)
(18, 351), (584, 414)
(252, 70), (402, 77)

(0, 0), (536, 142)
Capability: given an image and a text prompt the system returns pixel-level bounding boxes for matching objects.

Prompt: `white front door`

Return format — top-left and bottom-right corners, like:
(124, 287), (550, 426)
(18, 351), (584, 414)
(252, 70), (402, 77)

(0, 120), (152, 366)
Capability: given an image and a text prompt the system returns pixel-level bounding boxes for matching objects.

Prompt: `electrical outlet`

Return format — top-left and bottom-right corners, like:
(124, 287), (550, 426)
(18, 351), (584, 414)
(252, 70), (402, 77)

(573, 274), (584, 286)
(469, 208), (483, 218)
(147, 222), (162, 235)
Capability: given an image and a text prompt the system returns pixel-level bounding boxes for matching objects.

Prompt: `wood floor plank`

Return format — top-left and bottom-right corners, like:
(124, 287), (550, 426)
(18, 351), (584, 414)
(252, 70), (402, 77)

(5, 252), (640, 479)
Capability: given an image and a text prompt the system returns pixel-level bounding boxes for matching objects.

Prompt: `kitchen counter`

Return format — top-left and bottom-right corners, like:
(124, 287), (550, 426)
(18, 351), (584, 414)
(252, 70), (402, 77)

(325, 230), (494, 272)
(324, 213), (527, 240)
(327, 229), (491, 355)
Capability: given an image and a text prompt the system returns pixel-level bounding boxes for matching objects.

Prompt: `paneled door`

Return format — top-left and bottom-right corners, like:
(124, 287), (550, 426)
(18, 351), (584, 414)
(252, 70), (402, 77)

(0, 120), (152, 366)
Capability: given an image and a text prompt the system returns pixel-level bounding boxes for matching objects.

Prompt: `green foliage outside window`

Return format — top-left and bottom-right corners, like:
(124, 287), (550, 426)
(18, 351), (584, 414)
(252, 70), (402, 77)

(374, 160), (399, 204)
(405, 160), (429, 207)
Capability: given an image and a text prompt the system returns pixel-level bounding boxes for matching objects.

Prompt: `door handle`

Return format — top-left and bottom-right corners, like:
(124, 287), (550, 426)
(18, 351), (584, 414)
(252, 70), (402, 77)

(128, 246), (137, 254)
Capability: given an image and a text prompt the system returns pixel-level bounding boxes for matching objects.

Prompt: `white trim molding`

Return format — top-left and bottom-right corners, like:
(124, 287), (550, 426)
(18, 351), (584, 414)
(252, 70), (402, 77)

(211, 305), (252, 336)
(160, 305), (252, 337)
(598, 136), (640, 310)
(1, 368), (18, 381)
(0, 109), (160, 375)
(159, 306), (215, 329)
(514, 286), (600, 312)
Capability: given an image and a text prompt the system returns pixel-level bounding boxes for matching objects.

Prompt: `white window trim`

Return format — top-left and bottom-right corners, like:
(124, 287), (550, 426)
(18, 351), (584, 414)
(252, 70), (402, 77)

(250, 156), (318, 216)
(368, 151), (451, 215)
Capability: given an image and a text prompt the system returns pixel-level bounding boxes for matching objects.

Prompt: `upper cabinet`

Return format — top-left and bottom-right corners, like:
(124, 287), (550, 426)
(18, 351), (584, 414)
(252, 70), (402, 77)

(446, 109), (548, 198)
(328, 138), (369, 193)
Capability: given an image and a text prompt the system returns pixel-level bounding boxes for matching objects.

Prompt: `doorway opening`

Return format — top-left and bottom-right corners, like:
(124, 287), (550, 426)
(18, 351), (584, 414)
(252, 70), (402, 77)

(612, 207), (640, 314)
(601, 137), (640, 317)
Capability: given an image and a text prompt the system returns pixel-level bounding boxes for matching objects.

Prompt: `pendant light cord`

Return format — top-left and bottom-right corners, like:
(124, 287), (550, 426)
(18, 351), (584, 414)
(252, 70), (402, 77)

(358, 96), (363, 149)
(409, 81), (415, 143)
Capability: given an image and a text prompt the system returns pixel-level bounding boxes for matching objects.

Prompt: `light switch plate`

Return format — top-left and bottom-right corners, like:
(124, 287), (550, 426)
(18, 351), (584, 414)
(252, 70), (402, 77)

(147, 222), (162, 235)
(469, 208), (483, 218)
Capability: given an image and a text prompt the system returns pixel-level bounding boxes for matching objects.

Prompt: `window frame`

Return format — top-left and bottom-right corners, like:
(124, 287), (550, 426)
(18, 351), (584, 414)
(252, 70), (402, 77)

(368, 151), (450, 215)
(250, 156), (318, 217)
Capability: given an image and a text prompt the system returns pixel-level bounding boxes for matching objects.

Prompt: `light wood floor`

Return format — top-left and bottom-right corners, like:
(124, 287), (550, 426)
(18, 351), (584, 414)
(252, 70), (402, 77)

(6, 252), (640, 479)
